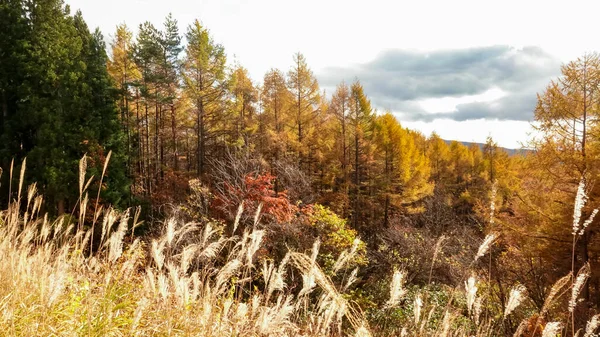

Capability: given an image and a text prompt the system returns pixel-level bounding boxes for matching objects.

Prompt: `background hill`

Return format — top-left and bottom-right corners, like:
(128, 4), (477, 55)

(443, 139), (533, 156)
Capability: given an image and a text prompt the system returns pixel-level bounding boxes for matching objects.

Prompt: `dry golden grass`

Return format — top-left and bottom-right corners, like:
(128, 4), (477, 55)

(0, 157), (598, 337)
(0, 161), (372, 336)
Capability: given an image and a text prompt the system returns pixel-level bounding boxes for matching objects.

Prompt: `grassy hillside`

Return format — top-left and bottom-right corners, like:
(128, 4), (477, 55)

(0, 159), (597, 337)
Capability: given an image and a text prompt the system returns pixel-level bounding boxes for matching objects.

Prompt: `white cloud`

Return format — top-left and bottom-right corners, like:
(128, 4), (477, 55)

(401, 119), (536, 149)
(419, 88), (506, 113)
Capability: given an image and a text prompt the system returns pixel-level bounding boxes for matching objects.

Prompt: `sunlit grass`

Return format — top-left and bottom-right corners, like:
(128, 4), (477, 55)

(0, 157), (598, 336)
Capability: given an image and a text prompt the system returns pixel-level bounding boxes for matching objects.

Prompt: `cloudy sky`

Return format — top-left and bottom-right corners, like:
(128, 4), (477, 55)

(65, 0), (600, 148)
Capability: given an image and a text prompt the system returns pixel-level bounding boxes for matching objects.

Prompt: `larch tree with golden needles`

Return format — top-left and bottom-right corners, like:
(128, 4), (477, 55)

(427, 132), (451, 185)
(181, 20), (227, 177)
(329, 82), (352, 196)
(261, 68), (293, 165)
(373, 112), (432, 226)
(132, 21), (161, 195)
(229, 65), (258, 149)
(158, 14), (183, 173)
(348, 81), (374, 230)
(108, 24), (141, 187)
(287, 52), (321, 174)
(531, 53), (600, 303)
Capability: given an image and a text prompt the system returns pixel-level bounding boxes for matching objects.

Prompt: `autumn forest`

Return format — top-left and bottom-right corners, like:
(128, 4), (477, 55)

(0, 1), (599, 336)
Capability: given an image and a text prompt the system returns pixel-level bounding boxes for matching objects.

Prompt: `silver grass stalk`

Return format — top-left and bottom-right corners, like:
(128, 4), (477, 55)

(289, 252), (365, 331)
(245, 229), (264, 267)
(573, 176), (587, 235)
(316, 294), (341, 330)
(17, 158), (25, 203)
(198, 239), (225, 260)
(350, 238), (360, 255)
(174, 222), (198, 246)
(157, 273), (169, 300)
(262, 259), (274, 285)
(336, 299), (348, 328)
(151, 240), (166, 270)
(79, 192), (88, 227)
(333, 238), (362, 273)
(222, 297), (233, 321)
(26, 183), (37, 210)
(191, 272), (201, 302)
(179, 244), (196, 274)
(311, 238), (321, 263)
(475, 233), (496, 262)
(440, 311), (452, 337)
(465, 276), (478, 315)
(108, 212), (129, 262)
(100, 209), (118, 246)
(429, 235), (446, 283)
(354, 325), (372, 337)
(251, 293), (261, 318)
(414, 293), (423, 325)
(216, 259), (242, 294)
(269, 268), (285, 294)
(257, 295), (295, 335)
(504, 284), (526, 317)
(131, 298), (148, 332)
(79, 154), (87, 196)
(542, 322), (563, 337)
(166, 218), (176, 246)
(421, 306), (436, 334)
(40, 215), (51, 243)
(299, 267), (317, 297)
(201, 286), (213, 324)
(489, 180), (497, 225)
(120, 239), (141, 277)
(474, 296), (483, 324)
(332, 250), (348, 274)
(343, 268), (359, 292)
(386, 269), (406, 308)
(253, 203), (263, 227)
(235, 303), (248, 321)
(541, 274), (572, 316)
(263, 260), (285, 301)
(46, 268), (66, 306)
(579, 209), (598, 236)
(81, 228), (93, 254)
(233, 202), (244, 234)
(570, 263), (590, 313)
(200, 222), (214, 247)
(237, 229), (250, 259)
(584, 314), (600, 337)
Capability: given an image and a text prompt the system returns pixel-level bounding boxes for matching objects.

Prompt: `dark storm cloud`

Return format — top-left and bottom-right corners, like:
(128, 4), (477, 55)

(318, 45), (561, 122)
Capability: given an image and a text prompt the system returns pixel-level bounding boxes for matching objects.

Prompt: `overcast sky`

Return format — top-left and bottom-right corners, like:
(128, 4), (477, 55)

(65, 0), (600, 148)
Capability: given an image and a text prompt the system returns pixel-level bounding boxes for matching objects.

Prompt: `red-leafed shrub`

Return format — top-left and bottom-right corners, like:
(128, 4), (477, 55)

(150, 170), (191, 212)
(212, 172), (297, 225)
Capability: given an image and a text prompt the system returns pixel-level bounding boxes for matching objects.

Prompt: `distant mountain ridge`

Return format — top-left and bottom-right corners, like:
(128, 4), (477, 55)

(442, 139), (533, 156)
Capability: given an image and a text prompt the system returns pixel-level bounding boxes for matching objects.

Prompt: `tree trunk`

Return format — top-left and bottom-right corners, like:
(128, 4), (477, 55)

(197, 98), (205, 177)
(354, 132), (359, 229)
(144, 100), (152, 196)
(172, 104), (178, 171)
(57, 199), (65, 216)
